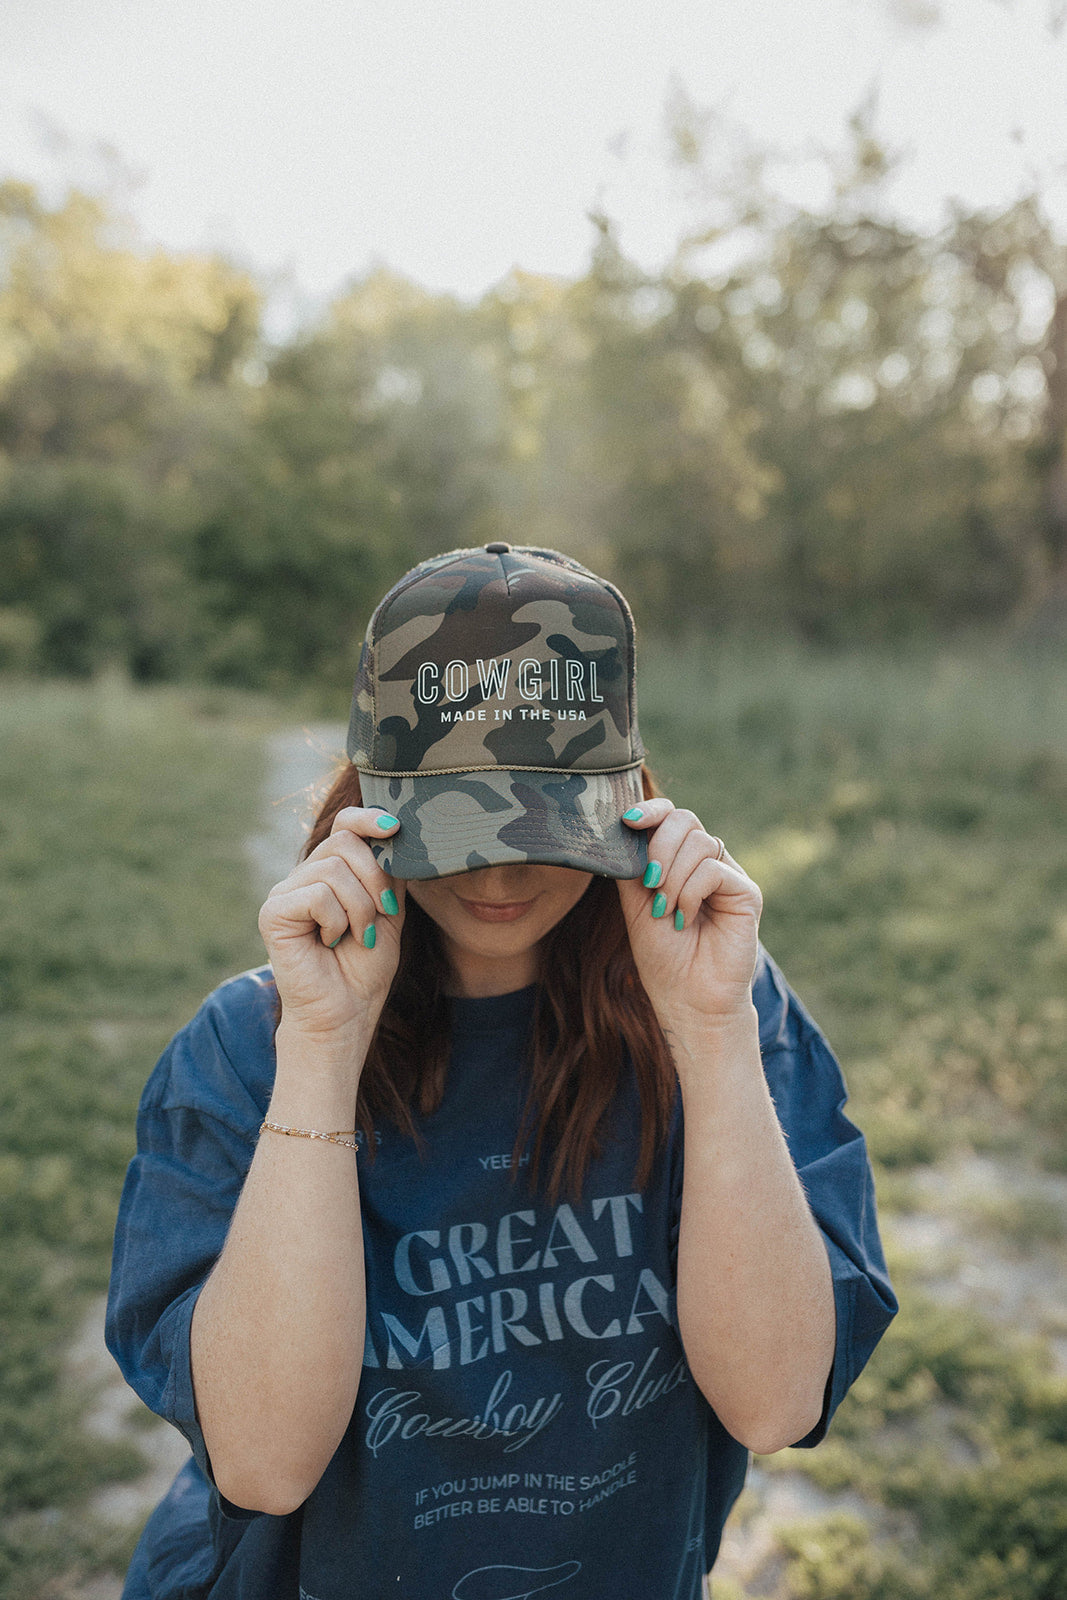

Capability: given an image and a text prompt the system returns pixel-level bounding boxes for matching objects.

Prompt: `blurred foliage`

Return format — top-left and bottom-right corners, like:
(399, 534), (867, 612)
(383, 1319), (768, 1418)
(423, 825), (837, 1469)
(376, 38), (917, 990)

(2, 115), (1067, 685)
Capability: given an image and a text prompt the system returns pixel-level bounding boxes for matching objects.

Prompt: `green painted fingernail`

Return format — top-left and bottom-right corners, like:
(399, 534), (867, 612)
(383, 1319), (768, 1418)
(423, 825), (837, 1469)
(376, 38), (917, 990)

(643, 861), (662, 889)
(380, 888), (399, 915)
(623, 807), (644, 821)
(362, 922), (377, 949)
(652, 892), (668, 919)
(328, 932), (345, 948)
(375, 814), (399, 830)
(674, 909), (685, 931)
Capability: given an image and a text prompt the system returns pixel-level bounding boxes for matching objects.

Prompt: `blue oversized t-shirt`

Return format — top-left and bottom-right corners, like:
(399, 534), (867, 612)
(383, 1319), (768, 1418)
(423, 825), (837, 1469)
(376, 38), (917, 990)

(106, 951), (896, 1599)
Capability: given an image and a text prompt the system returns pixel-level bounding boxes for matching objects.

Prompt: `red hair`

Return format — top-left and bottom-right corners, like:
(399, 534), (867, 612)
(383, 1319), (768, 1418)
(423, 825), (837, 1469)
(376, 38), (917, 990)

(297, 765), (677, 1202)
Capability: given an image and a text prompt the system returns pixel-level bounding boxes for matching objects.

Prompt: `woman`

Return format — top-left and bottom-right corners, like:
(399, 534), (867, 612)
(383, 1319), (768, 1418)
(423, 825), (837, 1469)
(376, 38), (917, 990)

(107, 543), (896, 1599)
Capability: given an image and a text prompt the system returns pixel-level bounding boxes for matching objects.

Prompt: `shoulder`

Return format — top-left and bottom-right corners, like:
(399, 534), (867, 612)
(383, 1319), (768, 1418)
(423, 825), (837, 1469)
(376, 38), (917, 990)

(138, 966), (278, 1136)
(198, 964), (278, 1046)
(751, 946), (860, 1163)
(752, 945), (831, 1058)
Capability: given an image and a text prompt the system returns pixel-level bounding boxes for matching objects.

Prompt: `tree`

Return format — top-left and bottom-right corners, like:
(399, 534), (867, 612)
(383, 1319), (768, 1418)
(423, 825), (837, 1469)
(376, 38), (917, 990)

(0, 181), (263, 676)
(656, 102), (1055, 638)
(193, 268), (507, 690)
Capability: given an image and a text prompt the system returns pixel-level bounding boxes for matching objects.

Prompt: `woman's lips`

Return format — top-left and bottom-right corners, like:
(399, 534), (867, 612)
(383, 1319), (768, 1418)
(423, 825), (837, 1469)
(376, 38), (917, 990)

(454, 897), (537, 923)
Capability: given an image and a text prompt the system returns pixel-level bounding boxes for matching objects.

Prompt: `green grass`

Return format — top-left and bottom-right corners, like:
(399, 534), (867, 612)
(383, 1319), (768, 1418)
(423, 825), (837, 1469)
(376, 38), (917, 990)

(640, 636), (1067, 1172)
(0, 675), (270, 1597)
(2, 638), (1066, 1598)
(640, 636), (1067, 1600)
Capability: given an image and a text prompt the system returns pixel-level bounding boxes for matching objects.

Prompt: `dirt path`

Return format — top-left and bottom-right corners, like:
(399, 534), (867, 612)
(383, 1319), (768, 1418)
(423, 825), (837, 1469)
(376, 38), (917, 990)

(62, 725), (347, 1597)
(713, 1162), (1067, 1592)
(892, 1155), (1067, 1370)
(243, 722), (347, 899)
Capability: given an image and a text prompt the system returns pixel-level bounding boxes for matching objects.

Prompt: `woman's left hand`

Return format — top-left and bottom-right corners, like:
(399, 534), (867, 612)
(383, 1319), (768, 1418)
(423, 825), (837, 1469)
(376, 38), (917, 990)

(618, 798), (763, 1028)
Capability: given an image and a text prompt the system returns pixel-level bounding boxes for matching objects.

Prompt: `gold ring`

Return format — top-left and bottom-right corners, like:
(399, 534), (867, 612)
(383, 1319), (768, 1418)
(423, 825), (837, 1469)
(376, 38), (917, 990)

(711, 836), (726, 861)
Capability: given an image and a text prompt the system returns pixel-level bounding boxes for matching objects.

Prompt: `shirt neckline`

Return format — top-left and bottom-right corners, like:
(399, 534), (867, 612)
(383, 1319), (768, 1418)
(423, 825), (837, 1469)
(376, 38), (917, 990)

(448, 983), (538, 1034)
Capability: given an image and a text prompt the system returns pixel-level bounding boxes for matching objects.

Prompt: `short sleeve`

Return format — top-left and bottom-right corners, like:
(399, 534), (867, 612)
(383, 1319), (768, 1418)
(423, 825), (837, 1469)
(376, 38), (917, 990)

(753, 949), (897, 1446)
(105, 970), (278, 1516)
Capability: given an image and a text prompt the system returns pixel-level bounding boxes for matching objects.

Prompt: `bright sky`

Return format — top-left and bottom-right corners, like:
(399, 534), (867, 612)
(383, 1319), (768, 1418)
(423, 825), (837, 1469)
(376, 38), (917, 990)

(1, 0), (1064, 325)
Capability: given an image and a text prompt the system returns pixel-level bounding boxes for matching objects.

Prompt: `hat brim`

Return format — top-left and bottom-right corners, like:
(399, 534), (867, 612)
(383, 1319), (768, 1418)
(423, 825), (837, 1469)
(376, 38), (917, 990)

(358, 767), (648, 881)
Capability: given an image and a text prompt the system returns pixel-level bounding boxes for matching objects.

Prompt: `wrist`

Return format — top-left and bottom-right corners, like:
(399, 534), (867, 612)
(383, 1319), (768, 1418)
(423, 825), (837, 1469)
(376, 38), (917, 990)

(659, 1002), (761, 1088)
(269, 1022), (369, 1135)
(274, 1015), (374, 1082)
(657, 997), (759, 1046)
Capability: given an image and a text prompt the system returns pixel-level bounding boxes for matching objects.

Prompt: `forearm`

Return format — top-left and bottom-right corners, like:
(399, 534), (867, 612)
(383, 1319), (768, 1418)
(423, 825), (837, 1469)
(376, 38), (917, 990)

(671, 1004), (836, 1455)
(190, 1021), (369, 1514)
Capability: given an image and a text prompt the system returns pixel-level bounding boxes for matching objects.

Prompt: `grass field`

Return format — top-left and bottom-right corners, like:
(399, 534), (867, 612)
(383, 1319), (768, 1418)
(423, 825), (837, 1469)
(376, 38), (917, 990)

(640, 637), (1067, 1600)
(640, 637), (1067, 1173)
(0, 676), (272, 1597)
(0, 640), (1065, 1598)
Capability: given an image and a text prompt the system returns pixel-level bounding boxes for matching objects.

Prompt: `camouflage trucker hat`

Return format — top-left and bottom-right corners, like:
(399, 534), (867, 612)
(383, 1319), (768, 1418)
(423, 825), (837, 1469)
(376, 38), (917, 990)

(346, 543), (648, 880)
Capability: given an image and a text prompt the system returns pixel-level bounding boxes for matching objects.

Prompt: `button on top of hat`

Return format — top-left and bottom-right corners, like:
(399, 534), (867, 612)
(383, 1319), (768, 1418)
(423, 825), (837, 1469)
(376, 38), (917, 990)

(484, 542), (511, 554)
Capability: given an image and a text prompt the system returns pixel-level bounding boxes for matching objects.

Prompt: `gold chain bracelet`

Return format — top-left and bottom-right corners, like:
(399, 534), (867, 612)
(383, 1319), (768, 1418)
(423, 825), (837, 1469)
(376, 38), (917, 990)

(259, 1120), (358, 1151)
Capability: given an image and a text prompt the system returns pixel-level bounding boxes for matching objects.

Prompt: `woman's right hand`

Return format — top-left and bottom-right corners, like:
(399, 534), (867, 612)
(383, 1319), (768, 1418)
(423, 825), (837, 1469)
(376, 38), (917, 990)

(258, 807), (404, 1047)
